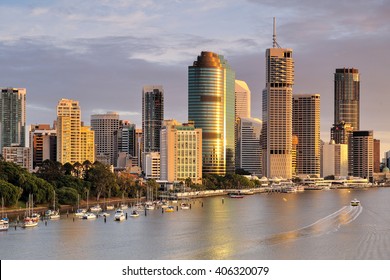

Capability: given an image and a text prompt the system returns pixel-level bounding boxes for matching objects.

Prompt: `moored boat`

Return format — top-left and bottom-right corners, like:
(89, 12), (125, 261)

(165, 206), (175, 212)
(0, 219), (9, 231)
(180, 203), (190, 210)
(130, 210), (139, 217)
(114, 209), (125, 221)
(82, 212), (97, 219)
(90, 205), (102, 212)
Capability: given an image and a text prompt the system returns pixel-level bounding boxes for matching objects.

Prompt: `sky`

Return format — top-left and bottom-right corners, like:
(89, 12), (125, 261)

(1, 0), (389, 156)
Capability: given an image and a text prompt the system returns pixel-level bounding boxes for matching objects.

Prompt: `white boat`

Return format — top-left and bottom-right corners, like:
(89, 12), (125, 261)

(46, 190), (60, 219)
(0, 219), (9, 231)
(180, 203), (190, 210)
(1, 197), (9, 231)
(106, 205), (115, 211)
(145, 202), (154, 210)
(90, 205), (102, 212)
(22, 217), (38, 228)
(350, 198), (360, 206)
(130, 210), (139, 217)
(23, 194), (38, 228)
(82, 212), (97, 219)
(120, 204), (128, 210)
(74, 194), (86, 217)
(99, 212), (110, 217)
(114, 209), (125, 221)
(75, 208), (86, 217)
(46, 209), (60, 219)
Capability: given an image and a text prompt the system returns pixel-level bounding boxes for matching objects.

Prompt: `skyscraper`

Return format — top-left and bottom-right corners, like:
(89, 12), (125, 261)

(56, 98), (94, 164)
(262, 19), (294, 179)
(0, 88), (26, 152)
(322, 140), (348, 178)
(351, 131), (373, 181)
(91, 112), (119, 165)
(236, 117), (262, 176)
(113, 120), (136, 167)
(142, 85), (164, 154)
(188, 51), (235, 175)
(293, 94), (321, 177)
(334, 68), (360, 130)
(235, 80), (251, 119)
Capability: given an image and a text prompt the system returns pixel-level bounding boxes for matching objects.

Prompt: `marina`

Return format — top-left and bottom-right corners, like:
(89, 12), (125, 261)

(1, 187), (390, 259)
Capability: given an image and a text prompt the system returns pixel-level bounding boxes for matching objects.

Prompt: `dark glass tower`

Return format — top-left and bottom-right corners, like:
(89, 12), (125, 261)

(334, 68), (360, 130)
(188, 51), (235, 175)
(142, 86), (164, 153)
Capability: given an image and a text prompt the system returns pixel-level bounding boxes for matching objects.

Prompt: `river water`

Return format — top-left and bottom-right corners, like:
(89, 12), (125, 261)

(1, 188), (390, 260)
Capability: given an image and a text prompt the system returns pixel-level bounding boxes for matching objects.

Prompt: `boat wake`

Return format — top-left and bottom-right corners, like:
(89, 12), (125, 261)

(261, 205), (363, 245)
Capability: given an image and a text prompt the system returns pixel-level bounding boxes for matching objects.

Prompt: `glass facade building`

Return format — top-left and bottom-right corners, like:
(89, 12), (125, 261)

(188, 51), (235, 175)
(334, 68), (360, 130)
(0, 88), (26, 152)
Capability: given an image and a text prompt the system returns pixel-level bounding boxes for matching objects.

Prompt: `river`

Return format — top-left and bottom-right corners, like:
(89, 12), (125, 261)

(1, 188), (390, 260)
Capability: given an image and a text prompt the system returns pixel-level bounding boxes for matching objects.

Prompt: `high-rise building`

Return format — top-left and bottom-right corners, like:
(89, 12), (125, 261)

(351, 131), (373, 181)
(80, 124), (95, 164)
(0, 88), (26, 152)
(330, 121), (354, 175)
(322, 140), (348, 178)
(334, 68), (360, 130)
(142, 86), (164, 154)
(188, 51), (235, 175)
(262, 20), (294, 179)
(374, 139), (380, 173)
(293, 94), (321, 177)
(29, 124), (57, 170)
(136, 128), (143, 168)
(235, 80), (251, 119)
(160, 120), (202, 184)
(56, 99), (94, 164)
(236, 117), (262, 176)
(91, 112), (119, 165)
(113, 120), (136, 167)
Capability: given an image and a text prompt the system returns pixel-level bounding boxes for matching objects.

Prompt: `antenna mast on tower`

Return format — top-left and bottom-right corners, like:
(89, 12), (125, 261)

(273, 17), (281, 48)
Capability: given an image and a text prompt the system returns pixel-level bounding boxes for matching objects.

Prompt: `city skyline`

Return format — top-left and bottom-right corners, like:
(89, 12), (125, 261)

(0, 1), (389, 155)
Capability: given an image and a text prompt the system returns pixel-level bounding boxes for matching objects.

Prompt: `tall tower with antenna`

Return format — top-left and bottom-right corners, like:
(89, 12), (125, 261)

(261, 18), (295, 179)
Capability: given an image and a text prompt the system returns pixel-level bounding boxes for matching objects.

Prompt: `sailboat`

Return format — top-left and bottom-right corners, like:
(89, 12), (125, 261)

(0, 197), (9, 231)
(74, 194), (86, 217)
(106, 189), (114, 210)
(46, 190), (60, 219)
(23, 194), (38, 228)
(82, 189), (96, 219)
(120, 192), (128, 210)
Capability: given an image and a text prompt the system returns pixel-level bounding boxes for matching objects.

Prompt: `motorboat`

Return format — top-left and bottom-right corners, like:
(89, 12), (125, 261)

(114, 209), (125, 221)
(74, 208), (87, 217)
(145, 202), (154, 210)
(82, 212), (97, 219)
(180, 203), (190, 210)
(45, 209), (60, 220)
(0, 219), (9, 231)
(90, 205), (102, 212)
(165, 206), (175, 213)
(350, 198), (360, 206)
(120, 204), (128, 210)
(130, 210), (139, 217)
(99, 212), (110, 217)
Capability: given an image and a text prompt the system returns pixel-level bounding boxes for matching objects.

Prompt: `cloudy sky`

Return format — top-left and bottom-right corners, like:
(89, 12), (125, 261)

(1, 0), (389, 155)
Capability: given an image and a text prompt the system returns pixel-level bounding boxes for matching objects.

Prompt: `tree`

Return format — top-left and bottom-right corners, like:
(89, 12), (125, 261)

(36, 160), (63, 182)
(86, 162), (117, 201)
(63, 162), (75, 176)
(0, 179), (22, 206)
